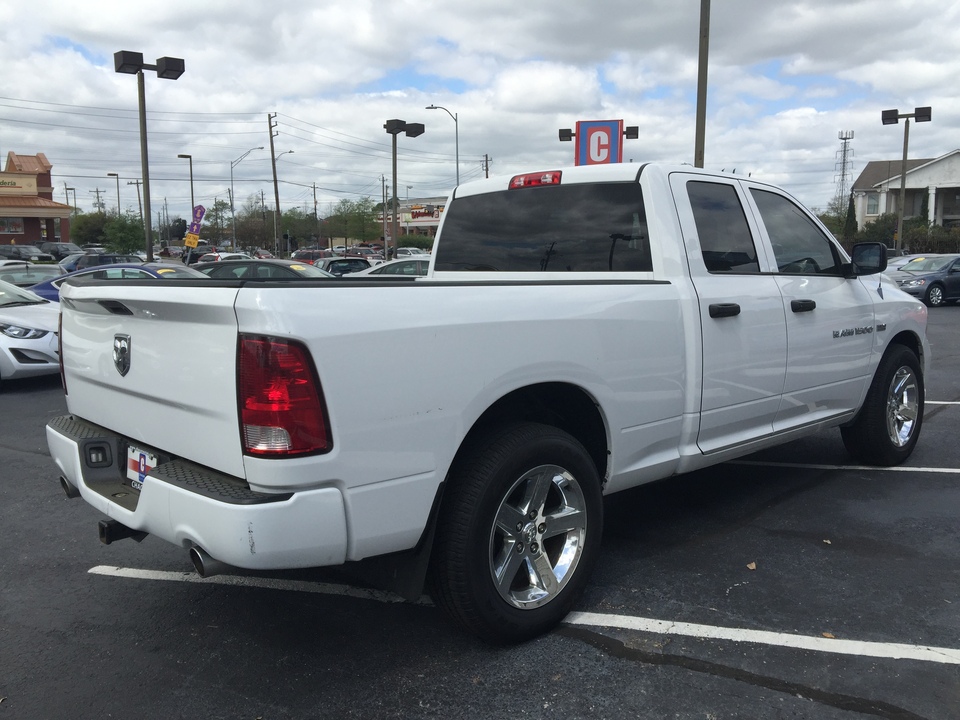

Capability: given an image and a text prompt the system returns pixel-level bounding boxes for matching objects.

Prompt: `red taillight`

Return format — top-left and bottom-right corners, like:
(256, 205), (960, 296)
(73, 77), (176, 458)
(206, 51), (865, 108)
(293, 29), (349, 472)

(509, 171), (562, 189)
(238, 335), (332, 456)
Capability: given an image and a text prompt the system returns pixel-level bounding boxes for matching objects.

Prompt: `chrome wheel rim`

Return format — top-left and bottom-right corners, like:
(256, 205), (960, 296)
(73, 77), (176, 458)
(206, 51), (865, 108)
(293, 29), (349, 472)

(886, 365), (920, 447)
(928, 286), (943, 306)
(489, 464), (587, 610)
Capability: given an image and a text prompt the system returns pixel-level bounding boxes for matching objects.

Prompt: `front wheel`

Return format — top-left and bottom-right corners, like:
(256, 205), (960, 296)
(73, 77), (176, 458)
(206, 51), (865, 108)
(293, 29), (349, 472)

(430, 422), (603, 644)
(841, 345), (924, 466)
(924, 283), (945, 307)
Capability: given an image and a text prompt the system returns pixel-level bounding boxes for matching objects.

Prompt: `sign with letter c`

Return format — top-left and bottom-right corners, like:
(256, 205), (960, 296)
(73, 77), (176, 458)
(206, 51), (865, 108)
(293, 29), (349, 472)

(575, 120), (624, 166)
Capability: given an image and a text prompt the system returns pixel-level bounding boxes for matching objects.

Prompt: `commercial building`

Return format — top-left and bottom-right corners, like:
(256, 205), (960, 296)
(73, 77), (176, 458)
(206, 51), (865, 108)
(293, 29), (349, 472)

(0, 152), (73, 246)
(852, 150), (960, 230)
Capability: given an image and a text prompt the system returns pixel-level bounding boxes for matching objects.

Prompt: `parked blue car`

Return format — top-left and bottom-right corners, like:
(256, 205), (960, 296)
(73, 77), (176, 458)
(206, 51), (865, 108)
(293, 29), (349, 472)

(888, 253), (960, 307)
(28, 263), (207, 302)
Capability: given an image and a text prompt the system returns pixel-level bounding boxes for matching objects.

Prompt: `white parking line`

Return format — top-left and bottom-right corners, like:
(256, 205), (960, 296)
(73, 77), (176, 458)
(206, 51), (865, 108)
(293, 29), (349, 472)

(565, 612), (960, 665)
(734, 461), (960, 474)
(90, 565), (960, 665)
(88, 565), (428, 604)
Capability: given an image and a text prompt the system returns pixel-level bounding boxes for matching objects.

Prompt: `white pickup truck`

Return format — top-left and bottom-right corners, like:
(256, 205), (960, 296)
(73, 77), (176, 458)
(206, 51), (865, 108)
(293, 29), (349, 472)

(47, 163), (929, 643)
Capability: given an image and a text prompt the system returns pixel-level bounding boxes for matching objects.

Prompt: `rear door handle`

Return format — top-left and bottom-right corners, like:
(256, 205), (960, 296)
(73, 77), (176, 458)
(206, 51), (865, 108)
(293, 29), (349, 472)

(708, 303), (741, 318)
(791, 299), (817, 313)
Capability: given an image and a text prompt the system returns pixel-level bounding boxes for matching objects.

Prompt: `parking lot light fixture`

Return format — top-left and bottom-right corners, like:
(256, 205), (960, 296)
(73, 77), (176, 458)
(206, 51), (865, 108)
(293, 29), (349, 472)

(177, 154), (194, 215)
(384, 119), (425, 257)
(881, 106), (932, 251)
(230, 146), (264, 244)
(106, 173), (121, 215)
(114, 50), (185, 262)
(425, 105), (459, 186)
(272, 150), (294, 253)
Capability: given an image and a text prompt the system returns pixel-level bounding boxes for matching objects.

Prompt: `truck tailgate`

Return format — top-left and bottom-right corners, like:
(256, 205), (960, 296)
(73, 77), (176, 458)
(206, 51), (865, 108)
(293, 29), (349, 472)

(59, 282), (246, 478)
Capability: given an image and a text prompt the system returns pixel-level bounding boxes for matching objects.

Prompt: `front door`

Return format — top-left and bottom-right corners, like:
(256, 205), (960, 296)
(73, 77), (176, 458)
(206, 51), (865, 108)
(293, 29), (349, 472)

(744, 186), (877, 429)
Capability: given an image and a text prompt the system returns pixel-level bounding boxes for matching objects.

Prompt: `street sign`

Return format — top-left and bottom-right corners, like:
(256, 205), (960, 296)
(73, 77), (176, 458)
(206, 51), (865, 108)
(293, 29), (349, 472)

(185, 205), (205, 247)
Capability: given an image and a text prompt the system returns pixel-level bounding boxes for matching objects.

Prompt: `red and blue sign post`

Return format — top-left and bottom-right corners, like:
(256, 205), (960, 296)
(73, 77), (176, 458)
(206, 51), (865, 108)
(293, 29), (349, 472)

(575, 120), (625, 166)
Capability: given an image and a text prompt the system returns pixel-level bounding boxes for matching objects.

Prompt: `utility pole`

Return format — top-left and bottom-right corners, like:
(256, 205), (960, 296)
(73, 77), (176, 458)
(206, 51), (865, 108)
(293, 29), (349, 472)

(694, 0), (711, 167)
(312, 183), (322, 247)
(484, 154), (492, 178)
(268, 113), (281, 254)
(128, 180), (143, 225)
(89, 188), (105, 213)
(381, 175), (388, 245)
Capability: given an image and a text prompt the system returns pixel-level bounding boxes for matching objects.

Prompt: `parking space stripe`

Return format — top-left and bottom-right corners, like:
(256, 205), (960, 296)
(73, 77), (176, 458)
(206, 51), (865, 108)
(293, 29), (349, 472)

(734, 460), (960, 474)
(90, 565), (960, 665)
(565, 611), (960, 665)
(87, 565), (429, 605)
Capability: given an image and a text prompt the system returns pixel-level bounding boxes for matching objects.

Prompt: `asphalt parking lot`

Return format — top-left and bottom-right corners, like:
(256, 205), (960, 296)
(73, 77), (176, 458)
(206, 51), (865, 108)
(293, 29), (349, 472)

(1, 310), (958, 719)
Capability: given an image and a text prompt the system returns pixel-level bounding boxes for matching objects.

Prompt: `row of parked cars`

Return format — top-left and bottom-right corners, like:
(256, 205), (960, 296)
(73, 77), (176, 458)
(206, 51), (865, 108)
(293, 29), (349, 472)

(882, 253), (960, 307)
(0, 244), (433, 389)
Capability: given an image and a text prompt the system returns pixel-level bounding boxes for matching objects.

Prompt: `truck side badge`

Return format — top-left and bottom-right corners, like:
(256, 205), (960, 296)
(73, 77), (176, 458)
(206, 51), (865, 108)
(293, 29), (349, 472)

(113, 335), (131, 376)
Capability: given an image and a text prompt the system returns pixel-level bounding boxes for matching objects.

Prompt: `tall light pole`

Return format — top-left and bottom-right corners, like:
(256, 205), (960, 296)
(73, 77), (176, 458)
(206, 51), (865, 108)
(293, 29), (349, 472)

(177, 153), (194, 215)
(270, 149), (293, 252)
(230, 146), (263, 244)
(425, 104), (458, 186)
(106, 173), (121, 214)
(273, 150), (294, 253)
(114, 51), (185, 262)
(882, 106), (932, 251)
(384, 119), (425, 257)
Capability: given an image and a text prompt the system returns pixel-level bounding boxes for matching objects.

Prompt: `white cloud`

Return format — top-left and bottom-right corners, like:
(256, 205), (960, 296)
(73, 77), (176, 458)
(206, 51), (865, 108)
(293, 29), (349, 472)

(2, 0), (957, 220)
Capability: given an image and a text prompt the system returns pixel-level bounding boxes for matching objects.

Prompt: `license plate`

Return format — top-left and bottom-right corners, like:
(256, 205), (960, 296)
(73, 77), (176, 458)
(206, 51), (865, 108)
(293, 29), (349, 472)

(126, 446), (157, 490)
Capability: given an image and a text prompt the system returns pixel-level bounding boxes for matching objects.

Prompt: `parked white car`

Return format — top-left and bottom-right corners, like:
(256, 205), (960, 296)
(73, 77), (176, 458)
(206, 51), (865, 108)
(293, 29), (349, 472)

(0, 279), (60, 389)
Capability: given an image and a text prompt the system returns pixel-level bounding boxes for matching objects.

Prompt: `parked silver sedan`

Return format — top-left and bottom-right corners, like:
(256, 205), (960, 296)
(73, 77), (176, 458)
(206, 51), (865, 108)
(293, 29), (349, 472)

(0, 279), (60, 389)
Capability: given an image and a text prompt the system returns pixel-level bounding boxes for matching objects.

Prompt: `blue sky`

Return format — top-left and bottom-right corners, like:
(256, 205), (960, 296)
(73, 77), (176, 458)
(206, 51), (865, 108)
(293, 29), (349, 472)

(1, 0), (957, 220)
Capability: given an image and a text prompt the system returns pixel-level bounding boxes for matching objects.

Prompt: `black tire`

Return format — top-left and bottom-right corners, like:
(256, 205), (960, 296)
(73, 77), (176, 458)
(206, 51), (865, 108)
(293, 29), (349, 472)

(430, 422), (603, 644)
(841, 345), (924, 466)
(924, 283), (945, 307)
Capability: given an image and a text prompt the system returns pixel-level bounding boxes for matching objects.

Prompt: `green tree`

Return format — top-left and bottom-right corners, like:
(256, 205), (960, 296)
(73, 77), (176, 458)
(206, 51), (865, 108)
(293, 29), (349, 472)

(842, 194), (857, 242)
(169, 217), (187, 242)
(201, 199), (232, 245)
(103, 212), (147, 253)
(324, 199), (352, 241)
(70, 211), (108, 246)
(236, 213), (269, 252)
(350, 197), (379, 243)
(855, 213), (898, 246)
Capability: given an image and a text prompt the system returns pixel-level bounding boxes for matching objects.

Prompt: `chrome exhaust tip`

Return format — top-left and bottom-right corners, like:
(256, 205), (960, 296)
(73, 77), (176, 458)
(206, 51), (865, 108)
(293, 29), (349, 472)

(59, 475), (81, 499)
(189, 546), (229, 578)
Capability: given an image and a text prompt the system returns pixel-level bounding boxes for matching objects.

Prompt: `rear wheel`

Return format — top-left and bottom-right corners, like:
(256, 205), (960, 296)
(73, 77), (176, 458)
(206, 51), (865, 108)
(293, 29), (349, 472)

(430, 422), (603, 644)
(841, 345), (923, 466)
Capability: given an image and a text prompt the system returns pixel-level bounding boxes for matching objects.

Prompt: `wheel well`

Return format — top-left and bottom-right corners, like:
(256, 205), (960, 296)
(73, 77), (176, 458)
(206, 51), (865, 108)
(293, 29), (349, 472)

(456, 383), (609, 485)
(888, 331), (924, 371)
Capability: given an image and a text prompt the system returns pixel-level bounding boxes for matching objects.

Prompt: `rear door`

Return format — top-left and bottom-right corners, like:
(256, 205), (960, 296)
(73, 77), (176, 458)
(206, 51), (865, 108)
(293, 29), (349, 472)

(670, 173), (788, 453)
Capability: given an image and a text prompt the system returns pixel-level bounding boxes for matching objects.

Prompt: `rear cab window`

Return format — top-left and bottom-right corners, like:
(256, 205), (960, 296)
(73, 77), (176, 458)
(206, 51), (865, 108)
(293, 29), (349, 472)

(686, 181), (761, 274)
(434, 182), (651, 273)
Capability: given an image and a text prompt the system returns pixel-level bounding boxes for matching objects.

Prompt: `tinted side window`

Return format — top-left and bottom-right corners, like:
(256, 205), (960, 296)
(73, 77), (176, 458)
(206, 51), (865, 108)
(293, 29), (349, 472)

(434, 182), (651, 272)
(751, 189), (841, 275)
(686, 181), (760, 273)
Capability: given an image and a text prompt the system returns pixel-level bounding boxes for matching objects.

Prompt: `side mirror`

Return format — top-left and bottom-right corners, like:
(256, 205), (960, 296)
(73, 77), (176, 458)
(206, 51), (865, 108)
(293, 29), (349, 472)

(846, 242), (887, 277)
